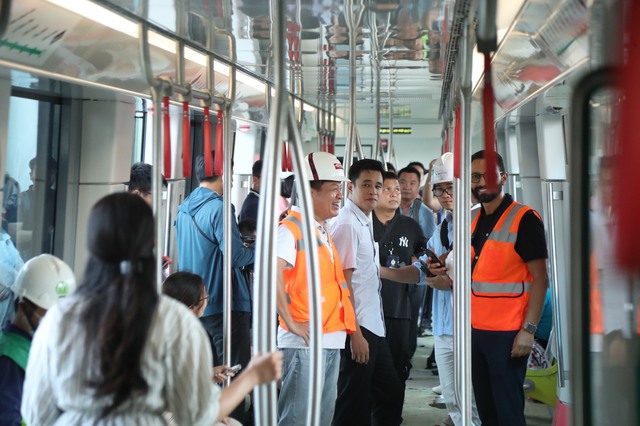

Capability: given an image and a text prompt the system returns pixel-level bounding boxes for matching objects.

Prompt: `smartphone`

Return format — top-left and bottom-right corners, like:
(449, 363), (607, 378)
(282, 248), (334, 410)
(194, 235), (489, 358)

(225, 364), (242, 374)
(424, 249), (443, 268)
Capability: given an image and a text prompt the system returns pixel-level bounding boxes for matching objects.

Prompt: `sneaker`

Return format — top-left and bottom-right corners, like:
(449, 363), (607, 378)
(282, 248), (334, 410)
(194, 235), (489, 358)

(434, 415), (455, 426)
(428, 396), (446, 409)
(432, 385), (442, 395)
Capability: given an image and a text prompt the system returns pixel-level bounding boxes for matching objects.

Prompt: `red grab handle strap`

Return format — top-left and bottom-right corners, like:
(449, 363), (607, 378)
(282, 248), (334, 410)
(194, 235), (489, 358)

(214, 109), (224, 176)
(163, 97), (171, 179)
(203, 106), (214, 177)
(182, 102), (191, 178)
(614, 0), (640, 270)
(453, 107), (461, 178)
(482, 53), (498, 191)
(282, 142), (288, 172)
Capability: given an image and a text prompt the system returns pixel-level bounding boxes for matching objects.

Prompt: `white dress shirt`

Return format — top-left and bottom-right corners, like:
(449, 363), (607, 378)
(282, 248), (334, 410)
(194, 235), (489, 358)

(329, 198), (385, 337)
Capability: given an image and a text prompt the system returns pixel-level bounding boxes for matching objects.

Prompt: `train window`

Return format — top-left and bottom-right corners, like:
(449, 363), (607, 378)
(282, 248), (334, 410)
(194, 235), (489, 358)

(3, 93), (61, 262)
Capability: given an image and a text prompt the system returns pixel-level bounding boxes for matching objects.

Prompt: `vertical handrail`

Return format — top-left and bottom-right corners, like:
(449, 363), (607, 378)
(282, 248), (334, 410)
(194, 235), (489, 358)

(0, 0), (11, 41)
(138, 0), (165, 289)
(569, 67), (615, 426)
(545, 182), (566, 386)
(222, 17), (237, 380)
(253, 1), (324, 425)
(344, 0), (366, 176)
(453, 8), (474, 425)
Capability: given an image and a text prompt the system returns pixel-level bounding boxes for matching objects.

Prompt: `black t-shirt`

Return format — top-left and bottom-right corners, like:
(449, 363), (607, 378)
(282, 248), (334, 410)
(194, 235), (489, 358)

(373, 212), (427, 319)
(471, 194), (548, 270)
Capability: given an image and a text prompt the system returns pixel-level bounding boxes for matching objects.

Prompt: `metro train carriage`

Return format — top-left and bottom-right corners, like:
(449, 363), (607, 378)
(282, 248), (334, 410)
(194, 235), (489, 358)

(0, 0), (638, 425)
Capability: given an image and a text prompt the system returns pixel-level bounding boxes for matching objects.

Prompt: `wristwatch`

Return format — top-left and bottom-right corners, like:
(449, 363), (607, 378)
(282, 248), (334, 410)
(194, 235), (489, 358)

(522, 322), (537, 334)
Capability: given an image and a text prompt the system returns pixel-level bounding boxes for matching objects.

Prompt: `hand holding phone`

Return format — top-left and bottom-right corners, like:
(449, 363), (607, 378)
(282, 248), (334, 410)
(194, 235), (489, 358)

(225, 364), (242, 375)
(419, 249), (444, 278)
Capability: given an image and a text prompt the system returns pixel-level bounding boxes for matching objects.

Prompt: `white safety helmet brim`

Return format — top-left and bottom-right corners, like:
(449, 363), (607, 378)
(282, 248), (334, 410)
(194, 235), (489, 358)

(11, 254), (77, 310)
(431, 152), (454, 185)
(305, 152), (350, 182)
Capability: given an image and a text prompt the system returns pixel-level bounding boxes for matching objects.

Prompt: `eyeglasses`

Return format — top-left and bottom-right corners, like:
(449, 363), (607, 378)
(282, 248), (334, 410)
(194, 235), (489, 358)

(432, 186), (454, 197)
(471, 172), (504, 183)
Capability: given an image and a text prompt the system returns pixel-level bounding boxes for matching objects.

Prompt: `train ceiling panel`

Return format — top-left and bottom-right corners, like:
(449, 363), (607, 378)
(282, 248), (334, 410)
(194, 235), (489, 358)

(0, 0), (591, 130)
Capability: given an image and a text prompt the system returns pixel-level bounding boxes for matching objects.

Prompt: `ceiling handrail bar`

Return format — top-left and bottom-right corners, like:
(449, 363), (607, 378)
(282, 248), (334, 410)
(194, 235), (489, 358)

(252, 1), (324, 424)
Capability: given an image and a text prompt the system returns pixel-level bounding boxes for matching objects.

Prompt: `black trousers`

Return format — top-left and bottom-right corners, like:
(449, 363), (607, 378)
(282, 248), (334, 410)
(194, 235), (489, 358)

(471, 328), (528, 426)
(332, 327), (404, 426)
(408, 286), (425, 356)
(201, 312), (252, 423)
(385, 317), (412, 408)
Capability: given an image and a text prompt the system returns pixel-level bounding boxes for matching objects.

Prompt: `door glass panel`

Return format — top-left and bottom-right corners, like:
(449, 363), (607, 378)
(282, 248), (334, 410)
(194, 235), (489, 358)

(588, 88), (639, 425)
(1, 93), (61, 327)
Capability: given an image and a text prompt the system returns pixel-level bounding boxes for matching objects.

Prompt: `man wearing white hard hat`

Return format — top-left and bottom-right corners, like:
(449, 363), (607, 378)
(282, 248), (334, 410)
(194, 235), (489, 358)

(0, 254), (76, 423)
(276, 152), (356, 426)
(420, 153), (481, 426)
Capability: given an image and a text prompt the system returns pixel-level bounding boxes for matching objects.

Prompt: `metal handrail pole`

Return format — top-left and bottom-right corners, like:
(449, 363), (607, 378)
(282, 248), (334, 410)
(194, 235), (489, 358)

(222, 28), (237, 383)
(546, 182), (565, 386)
(454, 9), (474, 425)
(0, 0), (12, 41)
(287, 104), (324, 426)
(344, 0), (365, 182)
(138, 0), (164, 289)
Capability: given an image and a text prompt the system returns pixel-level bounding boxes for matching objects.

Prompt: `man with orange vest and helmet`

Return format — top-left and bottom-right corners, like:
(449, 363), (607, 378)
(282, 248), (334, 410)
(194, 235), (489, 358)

(469, 150), (548, 426)
(0, 254), (77, 424)
(276, 152), (356, 426)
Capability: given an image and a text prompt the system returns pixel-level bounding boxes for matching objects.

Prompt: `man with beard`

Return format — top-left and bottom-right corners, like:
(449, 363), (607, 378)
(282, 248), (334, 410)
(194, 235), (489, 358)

(469, 150), (548, 426)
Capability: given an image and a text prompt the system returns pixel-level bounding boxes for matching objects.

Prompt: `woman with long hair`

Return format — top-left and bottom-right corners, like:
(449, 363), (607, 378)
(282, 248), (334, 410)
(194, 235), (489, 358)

(21, 192), (281, 424)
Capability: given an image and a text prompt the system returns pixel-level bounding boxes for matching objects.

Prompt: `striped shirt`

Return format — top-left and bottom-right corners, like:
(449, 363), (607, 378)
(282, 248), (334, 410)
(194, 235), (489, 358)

(22, 295), (220, 425)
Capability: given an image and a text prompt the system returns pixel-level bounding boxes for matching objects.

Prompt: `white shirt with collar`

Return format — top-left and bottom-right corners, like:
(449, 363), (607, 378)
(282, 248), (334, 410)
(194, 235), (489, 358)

(328, 198), (385, 337)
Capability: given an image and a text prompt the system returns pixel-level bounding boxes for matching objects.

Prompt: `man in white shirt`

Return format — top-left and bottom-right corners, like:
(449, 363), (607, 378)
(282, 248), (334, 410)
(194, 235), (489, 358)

(276, 152), (356, 426)
(330, 159), (403, 426)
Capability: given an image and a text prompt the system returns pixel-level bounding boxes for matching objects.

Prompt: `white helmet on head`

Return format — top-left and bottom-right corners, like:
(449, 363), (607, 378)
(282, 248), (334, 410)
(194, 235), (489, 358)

(304, 152), (350, 182)
(11, 254), (77, 310)
(431, 152), (454, 185)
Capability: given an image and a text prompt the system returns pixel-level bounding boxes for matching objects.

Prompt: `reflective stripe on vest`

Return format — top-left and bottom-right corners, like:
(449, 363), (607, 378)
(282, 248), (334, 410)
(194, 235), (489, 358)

(279, 211), (356, 334)
(471, 202), (535, 331)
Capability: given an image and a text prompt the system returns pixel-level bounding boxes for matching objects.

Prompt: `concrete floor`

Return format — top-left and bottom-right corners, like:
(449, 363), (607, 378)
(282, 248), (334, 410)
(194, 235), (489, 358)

(402, 335), (554, 425)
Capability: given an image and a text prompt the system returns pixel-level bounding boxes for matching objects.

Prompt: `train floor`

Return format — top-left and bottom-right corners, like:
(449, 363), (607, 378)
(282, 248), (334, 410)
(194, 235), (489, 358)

(402, 335), (554, 425)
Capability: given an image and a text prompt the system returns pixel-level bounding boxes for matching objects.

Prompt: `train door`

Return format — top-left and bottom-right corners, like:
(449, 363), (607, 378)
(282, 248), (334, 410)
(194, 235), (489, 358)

(570, 73), (640, 426)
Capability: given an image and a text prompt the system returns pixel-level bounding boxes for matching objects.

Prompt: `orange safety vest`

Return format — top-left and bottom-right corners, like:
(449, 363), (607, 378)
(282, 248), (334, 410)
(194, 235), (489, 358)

(470, 202), (538, 331)
(278, 211), (356, 335)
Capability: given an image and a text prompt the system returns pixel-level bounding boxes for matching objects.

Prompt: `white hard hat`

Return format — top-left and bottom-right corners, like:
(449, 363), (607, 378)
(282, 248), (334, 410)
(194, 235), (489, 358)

(11, 254), (77, 310)
(431, 152), (454, 185)
(304, 152), (350, 182)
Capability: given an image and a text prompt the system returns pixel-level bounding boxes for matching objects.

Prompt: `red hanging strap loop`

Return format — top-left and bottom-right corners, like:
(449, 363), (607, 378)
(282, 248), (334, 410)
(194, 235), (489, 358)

(203, 106), (214, 177)
(182, 102), (191, 178)
(614, 0), (640, 271)
(329, 134), (335, 154)
(282, 142), (288, 172)
(163, 97), (172, 179)
(214, 109), (224, 176)
(286, 141), (293, 171)
(482, 52), (498, 191)
(453, 107), (461, 178)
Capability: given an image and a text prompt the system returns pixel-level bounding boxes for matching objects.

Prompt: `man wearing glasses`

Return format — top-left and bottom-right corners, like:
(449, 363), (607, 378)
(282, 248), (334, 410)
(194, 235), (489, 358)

(275, 152), (356, 426)
(468, 150), (548, 426)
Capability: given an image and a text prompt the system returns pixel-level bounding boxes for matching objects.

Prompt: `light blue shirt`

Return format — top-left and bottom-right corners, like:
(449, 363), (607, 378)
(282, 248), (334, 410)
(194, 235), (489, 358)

(412, 211), (453, 336)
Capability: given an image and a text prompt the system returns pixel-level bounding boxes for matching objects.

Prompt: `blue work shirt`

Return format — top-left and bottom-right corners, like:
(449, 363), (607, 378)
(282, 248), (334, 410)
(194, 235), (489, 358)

(400, 199), (436, 241)
(413, 211), (453, 336)
(0, 324), (31, 425)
